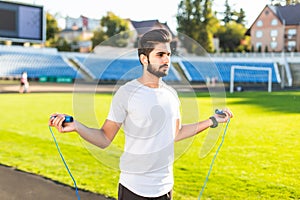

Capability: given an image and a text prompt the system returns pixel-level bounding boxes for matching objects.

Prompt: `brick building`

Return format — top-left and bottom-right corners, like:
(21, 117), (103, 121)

(246, 4), (300, 52)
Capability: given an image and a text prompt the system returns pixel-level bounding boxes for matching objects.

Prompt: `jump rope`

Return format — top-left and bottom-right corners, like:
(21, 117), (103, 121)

(49, 116), (81, 200)
(49, 112), (230, 200)
(198, 117), (230, 200)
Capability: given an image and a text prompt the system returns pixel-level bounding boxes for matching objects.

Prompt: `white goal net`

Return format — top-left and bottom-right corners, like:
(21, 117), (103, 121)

(230, 65), (273, 93)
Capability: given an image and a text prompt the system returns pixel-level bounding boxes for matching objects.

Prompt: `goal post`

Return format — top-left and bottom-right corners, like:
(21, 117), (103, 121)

(230, 65), (272, 93)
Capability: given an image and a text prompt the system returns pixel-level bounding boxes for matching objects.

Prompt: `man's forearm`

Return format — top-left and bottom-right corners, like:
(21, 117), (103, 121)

(74, 121), (111, 149)
(175, 118), (213, 142)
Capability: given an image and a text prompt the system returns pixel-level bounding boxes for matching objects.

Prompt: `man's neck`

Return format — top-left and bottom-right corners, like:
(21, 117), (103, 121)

(138, 74), (161, 88)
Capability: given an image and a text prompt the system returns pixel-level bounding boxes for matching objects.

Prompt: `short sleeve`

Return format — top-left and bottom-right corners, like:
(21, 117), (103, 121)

(107, 87), (127, 123)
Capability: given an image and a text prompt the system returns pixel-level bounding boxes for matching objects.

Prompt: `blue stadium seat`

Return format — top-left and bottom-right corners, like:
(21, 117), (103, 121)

(0, 51), (81, 79)
(2, 47), (280, 85)
(180, 61), (280, 83)
(74, 55), (181, 82)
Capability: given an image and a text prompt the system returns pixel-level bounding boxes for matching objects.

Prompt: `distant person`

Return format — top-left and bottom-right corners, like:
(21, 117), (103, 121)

(19, 71), (29, 93)
(49, 29), (233, 200)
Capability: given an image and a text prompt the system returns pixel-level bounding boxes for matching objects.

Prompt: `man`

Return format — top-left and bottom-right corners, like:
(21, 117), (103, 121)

(19, 71), (29, 93)
(49, 28), (233, 200)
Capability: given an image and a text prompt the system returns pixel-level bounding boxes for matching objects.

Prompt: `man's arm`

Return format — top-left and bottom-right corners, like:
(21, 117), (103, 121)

(49, 114), (121, 149)
(175, 109), (233, 142)
(174, 119), (212, 142)
(74, 119), (121, 148)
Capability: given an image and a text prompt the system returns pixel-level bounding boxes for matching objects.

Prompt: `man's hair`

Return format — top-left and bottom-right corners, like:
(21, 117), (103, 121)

(138, 28), (172, 59)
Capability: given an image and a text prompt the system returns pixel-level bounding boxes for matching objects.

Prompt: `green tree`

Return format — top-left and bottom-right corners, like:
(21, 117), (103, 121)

(46, 12), (60, 41)
(55, 37), (71, 51)
(235, 8), (246, 24)
(92, 12), (130, 48)
(176, 0), (218, 53)
(222, 1), (246, 25)
(215, 21), (246, 52)
(45, 12), (72, 51)
(271, 0), (300, 5)
(202, 0), (218, 52)
(223, 0), (232, 24)
(91, 29), (108, 48)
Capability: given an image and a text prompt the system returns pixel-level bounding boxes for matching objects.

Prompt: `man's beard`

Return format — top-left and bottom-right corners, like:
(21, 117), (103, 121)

(147, 63), (169, 78)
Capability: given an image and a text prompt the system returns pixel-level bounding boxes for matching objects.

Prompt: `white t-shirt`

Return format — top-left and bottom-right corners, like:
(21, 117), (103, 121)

(107, 79), (181, 197)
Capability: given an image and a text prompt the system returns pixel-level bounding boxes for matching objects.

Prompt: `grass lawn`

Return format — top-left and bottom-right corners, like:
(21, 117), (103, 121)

(0, 91), (299, 199)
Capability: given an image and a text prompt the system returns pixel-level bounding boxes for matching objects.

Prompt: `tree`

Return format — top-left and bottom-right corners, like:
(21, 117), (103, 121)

(222, 1), (246, 25)
(45, 12), (73, 51)
(271, 0), (300, 5)
(92, 12), (130, 48)
(176, 0), (218, 53)
(55, 37), (71, 51)
(91, 29), (108, 48)
(223, 0), (232, 24)
(235, 8), (246, 24)
(46, 12), (60, 41)
(215, 21), (247, 52)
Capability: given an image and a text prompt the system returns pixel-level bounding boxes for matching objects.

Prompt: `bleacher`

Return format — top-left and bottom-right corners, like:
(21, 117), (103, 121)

(179, 60), (281, 83)
(73, 54), (181, 82)
(0, 48), (82, 81)
(0, 45), (284, 87)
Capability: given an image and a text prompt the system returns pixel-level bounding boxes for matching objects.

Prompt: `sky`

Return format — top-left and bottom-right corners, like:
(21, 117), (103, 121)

(7, 0), (271, 30)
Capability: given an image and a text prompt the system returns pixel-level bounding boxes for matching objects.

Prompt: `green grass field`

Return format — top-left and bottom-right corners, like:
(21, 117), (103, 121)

(0, 91), (299, 199)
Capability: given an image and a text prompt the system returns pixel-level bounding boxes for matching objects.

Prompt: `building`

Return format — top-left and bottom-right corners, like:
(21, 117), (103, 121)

(58, 15), (100, 52)
(246, 4), (300, 52)
(130, 20), (178, 52)
(65, 15), (101, 31)
(59, 17), (177, 52)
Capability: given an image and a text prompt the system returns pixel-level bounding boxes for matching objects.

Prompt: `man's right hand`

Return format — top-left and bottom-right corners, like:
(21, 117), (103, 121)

(49, 113), (76, 133)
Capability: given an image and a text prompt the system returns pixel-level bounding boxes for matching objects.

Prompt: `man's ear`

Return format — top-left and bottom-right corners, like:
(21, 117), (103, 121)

(140, 54), (148, 65)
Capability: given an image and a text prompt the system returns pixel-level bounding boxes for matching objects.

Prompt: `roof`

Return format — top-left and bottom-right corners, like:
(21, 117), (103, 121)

(130, 19), (175, 37)
(269, 4), (300, 25)
(246, 4), (300, 35)
(130, 20), (161, 35)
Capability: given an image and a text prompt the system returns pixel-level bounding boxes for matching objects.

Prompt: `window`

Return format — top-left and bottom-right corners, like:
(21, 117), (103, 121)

(270, 41), (277, 50)
(256, 20), (263, 27)
(270, 30), (278, 37)
(288, 29), (296, 35)
(287, 29), (296, 39)
(256, 30), (263, 38)
(287, 41), (296, 51)
(256, 42), (262, 50)
(271, 19), (278, 26)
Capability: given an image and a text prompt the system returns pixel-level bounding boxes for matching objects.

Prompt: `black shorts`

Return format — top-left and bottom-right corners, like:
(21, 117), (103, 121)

(118, 184), (172, 200)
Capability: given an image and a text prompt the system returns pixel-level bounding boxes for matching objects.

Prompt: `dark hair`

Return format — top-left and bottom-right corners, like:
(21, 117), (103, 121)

(138, 28), (172, 59)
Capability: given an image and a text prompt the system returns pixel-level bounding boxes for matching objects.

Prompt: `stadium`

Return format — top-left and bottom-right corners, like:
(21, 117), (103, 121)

(1, 43), (300, 93)
(0, 1), (300, 200)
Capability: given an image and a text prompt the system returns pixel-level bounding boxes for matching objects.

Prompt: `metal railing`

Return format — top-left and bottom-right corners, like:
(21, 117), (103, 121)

(209, 52), (300, 58)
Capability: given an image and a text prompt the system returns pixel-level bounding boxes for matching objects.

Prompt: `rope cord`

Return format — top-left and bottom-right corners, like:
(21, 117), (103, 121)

(49, 118), (230, 200)
(49, 126), (81, 200)
(198, 119), (230, 200)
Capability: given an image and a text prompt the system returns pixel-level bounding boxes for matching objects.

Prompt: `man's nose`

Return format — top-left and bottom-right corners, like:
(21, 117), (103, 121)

(163, 55), (170, 63)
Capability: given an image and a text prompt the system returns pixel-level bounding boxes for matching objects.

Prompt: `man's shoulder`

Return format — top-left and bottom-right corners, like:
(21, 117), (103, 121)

(161, 81), (178, 95)
(113, 79), (138, 96)
(118, 79), (138, 90)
